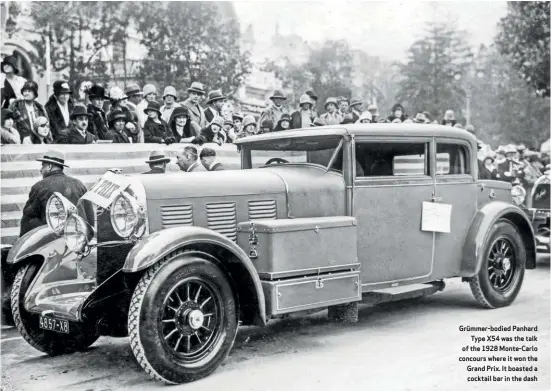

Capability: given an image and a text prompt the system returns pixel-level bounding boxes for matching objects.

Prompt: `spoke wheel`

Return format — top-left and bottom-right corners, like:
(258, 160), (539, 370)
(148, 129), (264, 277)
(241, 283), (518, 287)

(160, 278), (223, 363)
(469, 220), (526, 309)
(128, 251), (237, 384)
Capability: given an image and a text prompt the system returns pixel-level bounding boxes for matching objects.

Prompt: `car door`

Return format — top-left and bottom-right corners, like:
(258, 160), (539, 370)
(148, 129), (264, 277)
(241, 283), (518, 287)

(352, 137), (435, 287)
(431, 138), (477, 279)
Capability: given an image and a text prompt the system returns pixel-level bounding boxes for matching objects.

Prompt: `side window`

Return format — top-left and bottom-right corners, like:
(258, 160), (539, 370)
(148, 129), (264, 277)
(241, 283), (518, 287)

(436, 143), (470, 175)
(355, 142), (429, 177)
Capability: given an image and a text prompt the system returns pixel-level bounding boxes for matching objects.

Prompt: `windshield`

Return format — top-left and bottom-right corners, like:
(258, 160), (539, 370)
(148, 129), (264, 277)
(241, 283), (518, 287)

(248, 136), (343, 169)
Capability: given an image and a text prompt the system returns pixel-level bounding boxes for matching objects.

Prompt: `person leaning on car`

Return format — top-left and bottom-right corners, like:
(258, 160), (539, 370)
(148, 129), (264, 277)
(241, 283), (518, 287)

(20, 150), (88, 236)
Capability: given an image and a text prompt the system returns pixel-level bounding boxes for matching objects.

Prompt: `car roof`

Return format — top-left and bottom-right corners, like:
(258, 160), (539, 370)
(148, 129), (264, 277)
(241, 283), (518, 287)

(234, 124), (477, 146)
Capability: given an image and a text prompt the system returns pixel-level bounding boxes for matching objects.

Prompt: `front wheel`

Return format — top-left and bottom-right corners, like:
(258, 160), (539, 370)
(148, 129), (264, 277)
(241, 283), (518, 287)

(128, 252), (238, 384)
(11, 263), (99, 355)
(469, 220), (526, 308)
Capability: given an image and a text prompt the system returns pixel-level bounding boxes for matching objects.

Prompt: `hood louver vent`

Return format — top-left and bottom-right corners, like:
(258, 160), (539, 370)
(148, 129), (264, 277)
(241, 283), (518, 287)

(248, 199), (277, 220)
(206, 202), (237, 241)
(161, 205), (194, 228)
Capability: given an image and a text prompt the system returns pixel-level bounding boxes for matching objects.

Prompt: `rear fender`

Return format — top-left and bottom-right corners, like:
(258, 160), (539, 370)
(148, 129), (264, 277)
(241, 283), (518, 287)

(460, 201), (536, 277)
(6, 226), (60, 265)
(123, 226), (266, 326)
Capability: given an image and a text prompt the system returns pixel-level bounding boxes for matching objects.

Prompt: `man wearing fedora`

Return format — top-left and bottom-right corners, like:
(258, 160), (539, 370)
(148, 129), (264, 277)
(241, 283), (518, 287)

(258, 90), (289, 132)
(8, 80), (47, 140)
(45, 80), (75, 142)
(20, 150), (88, 236)
(125, 84), (145, 142)
(143, 150), (171, 174)
(1, 55), (28, 109)
(204, 90), (226, 124)
(183, 82), (207, 127)
(200, 147), (224, 171)
(58, 105), (98, 144)
(160, 86), (182, 123)
(349, 99), (363, 123)
(87, 84), (109, 140)
(176, 146), (206, 173)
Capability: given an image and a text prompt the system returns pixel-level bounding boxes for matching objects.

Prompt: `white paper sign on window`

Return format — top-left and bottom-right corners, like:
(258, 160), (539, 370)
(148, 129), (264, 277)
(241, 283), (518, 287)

(421, 202), (452, 233)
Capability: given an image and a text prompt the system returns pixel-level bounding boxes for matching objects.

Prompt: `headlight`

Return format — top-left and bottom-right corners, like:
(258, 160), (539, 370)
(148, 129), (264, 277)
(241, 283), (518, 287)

(110, 192), (146, 239)
(511, 185), (526, 206)
(64, 214), (94, 253)
(46, 193), (76, 235)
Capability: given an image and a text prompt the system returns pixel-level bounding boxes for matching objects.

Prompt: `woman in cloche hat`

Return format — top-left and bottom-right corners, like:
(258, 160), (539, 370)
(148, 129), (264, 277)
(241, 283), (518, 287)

(1, 55), (28, 108)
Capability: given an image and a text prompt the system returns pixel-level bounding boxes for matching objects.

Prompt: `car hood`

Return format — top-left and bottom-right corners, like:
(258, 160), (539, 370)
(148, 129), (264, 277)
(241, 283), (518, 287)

(138, 170), (287, 200)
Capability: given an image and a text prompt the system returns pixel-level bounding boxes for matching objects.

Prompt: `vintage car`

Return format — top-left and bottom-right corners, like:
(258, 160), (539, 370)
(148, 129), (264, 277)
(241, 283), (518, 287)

(6, 125), (536, 384)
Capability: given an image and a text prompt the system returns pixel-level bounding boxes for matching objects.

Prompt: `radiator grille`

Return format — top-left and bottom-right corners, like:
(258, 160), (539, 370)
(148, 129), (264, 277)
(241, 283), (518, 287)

(206, 202), (237, 240)
(248, 199), (277, 220)
(161, 205), (194, 228)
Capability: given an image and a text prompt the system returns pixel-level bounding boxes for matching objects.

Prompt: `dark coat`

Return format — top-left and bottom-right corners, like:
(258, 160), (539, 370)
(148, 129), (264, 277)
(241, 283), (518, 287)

(8, 99), (47, 140)
(497, 160), (522, 183)
(105, 128), (132, 143)
(478, 160), (497, 180)
(20, 171), (88, 236)
(143, 118), (170, 143)
(204, 107), (220, 124)
(142, 167), (166, 175)
(87, 104), (109, 140)
(58, 125), (98, 144)
(351, 110), (361, 123)
(290, 110), (315, 129)
(44, 95), (74, 142)
(191, 125), (224, 146)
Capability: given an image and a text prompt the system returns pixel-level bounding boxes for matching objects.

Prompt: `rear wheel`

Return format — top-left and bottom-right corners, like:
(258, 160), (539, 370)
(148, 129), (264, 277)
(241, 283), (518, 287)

(469, 220), (526, 308)
(128, 252), (238, 384)
(11, 263), (99, 355)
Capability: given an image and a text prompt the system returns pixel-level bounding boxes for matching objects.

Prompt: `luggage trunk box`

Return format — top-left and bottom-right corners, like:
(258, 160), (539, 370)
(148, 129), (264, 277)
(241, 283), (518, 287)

(262, 270), (361, 316)
(237, 216), (358, 279)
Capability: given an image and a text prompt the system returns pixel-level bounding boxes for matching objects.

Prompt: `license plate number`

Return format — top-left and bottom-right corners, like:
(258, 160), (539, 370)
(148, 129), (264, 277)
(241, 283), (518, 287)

(39, 316), (69, 334)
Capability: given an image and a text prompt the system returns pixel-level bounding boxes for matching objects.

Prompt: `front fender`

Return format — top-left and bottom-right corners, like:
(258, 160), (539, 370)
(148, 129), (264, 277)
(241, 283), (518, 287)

(123, 226), (266, 325)
(460, 201), (536, 277)
(6, 226), (59, 265)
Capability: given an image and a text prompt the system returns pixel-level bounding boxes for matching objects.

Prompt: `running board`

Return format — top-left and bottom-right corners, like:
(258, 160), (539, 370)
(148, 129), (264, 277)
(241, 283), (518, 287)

(362, 281), (445, 305)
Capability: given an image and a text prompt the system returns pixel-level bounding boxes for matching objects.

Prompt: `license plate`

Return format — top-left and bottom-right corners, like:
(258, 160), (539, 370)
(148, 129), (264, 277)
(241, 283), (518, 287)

(39, 316), (70, 334)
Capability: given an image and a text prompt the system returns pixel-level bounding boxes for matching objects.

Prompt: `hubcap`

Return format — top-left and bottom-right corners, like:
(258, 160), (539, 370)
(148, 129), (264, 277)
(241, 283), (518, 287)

(160, 278), (223, 363)
(487, 238), (516, 292)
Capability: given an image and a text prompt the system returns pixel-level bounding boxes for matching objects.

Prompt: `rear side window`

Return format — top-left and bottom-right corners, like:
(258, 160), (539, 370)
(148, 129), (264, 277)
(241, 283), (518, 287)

(355, 142), (429, 177)
(436, 143), (470, 175)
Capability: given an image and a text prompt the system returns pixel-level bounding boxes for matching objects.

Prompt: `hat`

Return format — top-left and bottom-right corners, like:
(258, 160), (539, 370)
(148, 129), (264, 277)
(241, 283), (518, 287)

(505, 144), (517, 154)
(261, 119), (274, 130)
(324, 97), (338, 109)
(170, 106), (189, 121)
(496, 146), (506, 155)
(391, 103), (404, 113)
(206, 89), (226, 104)
(88, 84), (108, 99)
(145, 150), (171, 164)
(356, 111), (372, 123)
(299, 94), (312, 106)
(277, 114), (291, 125)
(142, 84), (157, 97)
(224, 119), (234, 127)
(484, 154), (495, 163)
(516, 144), (527, 152)
(269, 90), (286, 101)
(210, 116), (224, 128)
(144, 101), (162, 115)
(305, 90), (318, 101)
(187, 82), (205, 95)
(53, 80), (72, 95)
(242, 115), (256, 128)
(413, 112), (428, 123)
(350, 99), (363, 108)
(337, 96), (349, 104)
(109, 86), (127, 101)
(125, 84), (142, 97)
(36, 149), (69, 167)
(21, 81), (39, 97)
(1, 56), (19, 74)
(232, 112), (244, 121)
(70, 105), (90, 120)
(1, 108), (14, 122)
(108, 109), (127, 124)
(163, 86), (178, 99)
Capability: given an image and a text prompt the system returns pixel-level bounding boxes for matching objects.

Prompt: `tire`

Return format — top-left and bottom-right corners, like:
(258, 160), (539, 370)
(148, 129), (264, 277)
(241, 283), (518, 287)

(11, 263), (99, 356)
(1, 284), (14, 326)
(128, 252), (238, 384)
(469, 220), (526, 309)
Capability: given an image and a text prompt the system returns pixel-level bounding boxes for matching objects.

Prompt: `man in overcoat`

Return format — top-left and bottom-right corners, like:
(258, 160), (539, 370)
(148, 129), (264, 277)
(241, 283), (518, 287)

(182, 82), (207, 127)
(258, 90), (289, 131)
(204, 90), (226, 124)
(20, 150), (88, 236)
